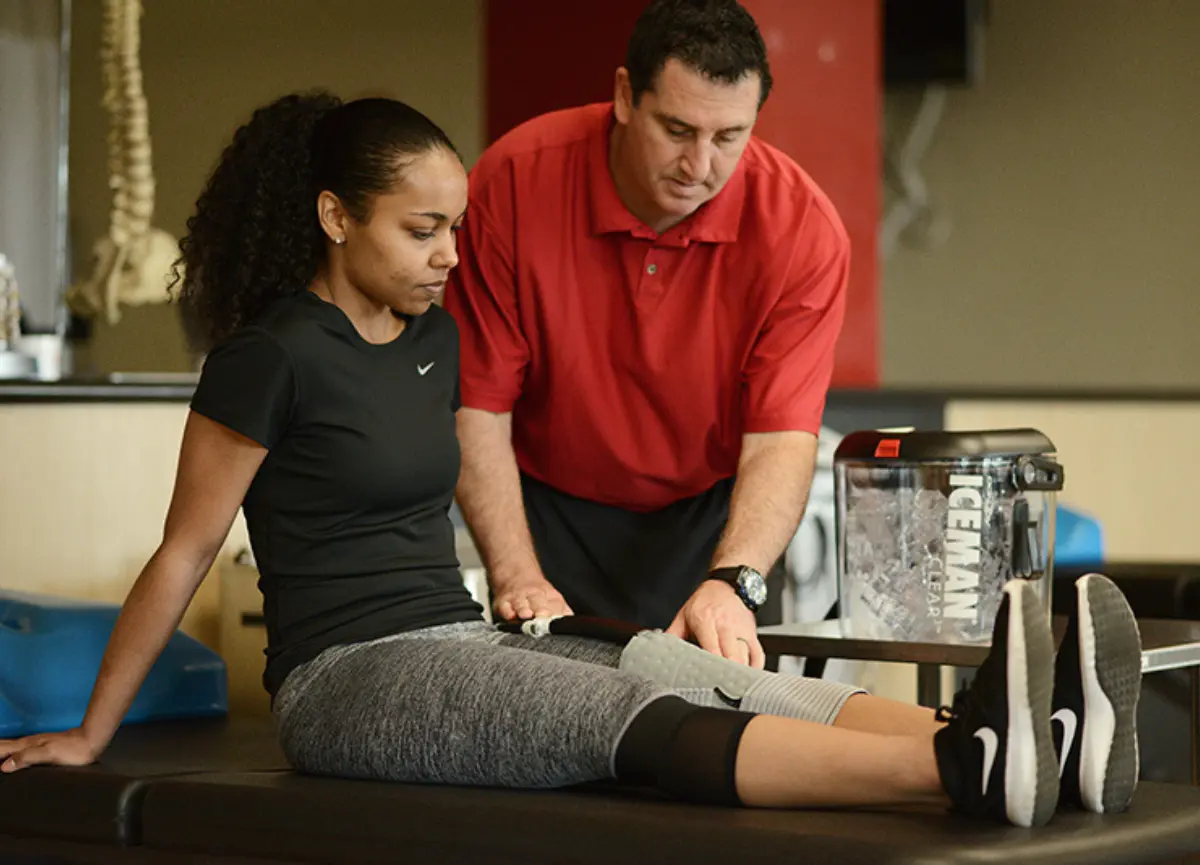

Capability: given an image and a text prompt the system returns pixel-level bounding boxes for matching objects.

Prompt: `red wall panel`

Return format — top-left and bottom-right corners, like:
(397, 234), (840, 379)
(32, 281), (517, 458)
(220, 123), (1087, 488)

(485, 1), (646, 142)
(484, 0), (879, 386)
(742, 0), (880, 387)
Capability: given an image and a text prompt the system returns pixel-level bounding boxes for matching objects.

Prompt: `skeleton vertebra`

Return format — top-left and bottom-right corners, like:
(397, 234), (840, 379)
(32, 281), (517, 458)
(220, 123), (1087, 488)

(0, 254), (21, 350)
(68, 0), (179, 324)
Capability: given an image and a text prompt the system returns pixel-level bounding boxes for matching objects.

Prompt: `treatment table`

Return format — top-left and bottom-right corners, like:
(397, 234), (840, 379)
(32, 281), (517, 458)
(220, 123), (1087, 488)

(2, 716), (1200, 865)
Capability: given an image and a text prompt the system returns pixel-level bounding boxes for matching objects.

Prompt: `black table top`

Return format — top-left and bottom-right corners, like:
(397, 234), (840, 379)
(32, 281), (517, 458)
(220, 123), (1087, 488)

(759, 617), (1200, 672)
(0, 373), (198, 402)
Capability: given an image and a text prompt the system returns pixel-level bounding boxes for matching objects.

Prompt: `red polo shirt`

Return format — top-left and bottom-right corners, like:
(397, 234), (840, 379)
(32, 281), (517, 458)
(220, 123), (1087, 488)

(445, 102), (849, 512)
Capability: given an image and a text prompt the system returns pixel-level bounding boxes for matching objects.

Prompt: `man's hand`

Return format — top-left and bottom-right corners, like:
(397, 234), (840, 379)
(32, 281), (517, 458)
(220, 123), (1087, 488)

(0, 728), (100, 773)
(491, 573), (574, 622)
(667, 580), (765, 668)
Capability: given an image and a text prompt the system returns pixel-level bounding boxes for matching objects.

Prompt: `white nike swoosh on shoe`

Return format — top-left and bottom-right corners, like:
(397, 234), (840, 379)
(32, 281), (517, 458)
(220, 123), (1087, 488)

(975, 726), (1000, 796)
(417, 362), (435, 375)
(1052, 708), (1078, 778)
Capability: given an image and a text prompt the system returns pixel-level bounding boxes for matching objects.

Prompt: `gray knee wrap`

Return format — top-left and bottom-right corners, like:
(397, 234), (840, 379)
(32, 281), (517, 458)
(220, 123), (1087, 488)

(619, 630), (864, 725)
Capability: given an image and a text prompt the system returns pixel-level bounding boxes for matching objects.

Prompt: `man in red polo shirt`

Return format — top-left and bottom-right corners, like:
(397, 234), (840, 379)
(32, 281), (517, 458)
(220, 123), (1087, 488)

(445, 0), (848, 668)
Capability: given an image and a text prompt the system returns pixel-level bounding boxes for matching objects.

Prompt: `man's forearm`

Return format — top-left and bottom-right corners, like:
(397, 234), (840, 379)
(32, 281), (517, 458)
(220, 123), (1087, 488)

(455, 407), (543, 583)
(711, 431), (819, 576)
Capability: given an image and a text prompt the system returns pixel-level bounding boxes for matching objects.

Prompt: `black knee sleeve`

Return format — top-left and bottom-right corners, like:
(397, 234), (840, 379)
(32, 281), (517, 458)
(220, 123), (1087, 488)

(614, 695), (755, 807)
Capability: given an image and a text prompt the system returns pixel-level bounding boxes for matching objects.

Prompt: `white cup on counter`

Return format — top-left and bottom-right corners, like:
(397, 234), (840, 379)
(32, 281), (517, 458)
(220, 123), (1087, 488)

(18, 333), (71, 380)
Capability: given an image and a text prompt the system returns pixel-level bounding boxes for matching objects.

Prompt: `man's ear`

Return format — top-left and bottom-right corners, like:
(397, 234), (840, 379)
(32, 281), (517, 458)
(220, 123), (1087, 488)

(613, 67), (634, 124)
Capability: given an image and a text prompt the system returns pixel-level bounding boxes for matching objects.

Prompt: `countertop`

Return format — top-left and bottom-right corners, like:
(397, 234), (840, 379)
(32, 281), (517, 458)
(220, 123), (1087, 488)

(2, 374), (1200, 404)
(0, 372), (199, 402)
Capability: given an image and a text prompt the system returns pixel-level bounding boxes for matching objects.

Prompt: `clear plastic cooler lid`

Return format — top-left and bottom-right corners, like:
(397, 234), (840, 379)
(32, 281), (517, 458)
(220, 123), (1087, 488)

(834, 428), (1057, 462)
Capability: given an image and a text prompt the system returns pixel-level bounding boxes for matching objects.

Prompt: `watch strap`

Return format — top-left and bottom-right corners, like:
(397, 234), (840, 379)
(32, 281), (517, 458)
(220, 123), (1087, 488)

(707, 565), (763, 612)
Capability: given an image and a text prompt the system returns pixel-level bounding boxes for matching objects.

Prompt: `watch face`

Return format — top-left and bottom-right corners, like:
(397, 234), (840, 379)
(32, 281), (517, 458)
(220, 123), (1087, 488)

(739, 567), (768, 607)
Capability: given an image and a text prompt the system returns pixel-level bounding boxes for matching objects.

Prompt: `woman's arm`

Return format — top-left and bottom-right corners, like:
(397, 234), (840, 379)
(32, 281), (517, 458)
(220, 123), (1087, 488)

(0, 411), (268, 771)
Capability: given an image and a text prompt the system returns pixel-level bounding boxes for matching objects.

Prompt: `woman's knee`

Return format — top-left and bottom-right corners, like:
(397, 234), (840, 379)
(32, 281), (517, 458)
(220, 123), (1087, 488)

(614, 695), (756, 806)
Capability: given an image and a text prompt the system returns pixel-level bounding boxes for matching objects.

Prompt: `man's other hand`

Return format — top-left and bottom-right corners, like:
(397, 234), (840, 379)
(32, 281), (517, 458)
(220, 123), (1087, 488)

(666, 580), (765, 668)
(492, 574), (573, 621)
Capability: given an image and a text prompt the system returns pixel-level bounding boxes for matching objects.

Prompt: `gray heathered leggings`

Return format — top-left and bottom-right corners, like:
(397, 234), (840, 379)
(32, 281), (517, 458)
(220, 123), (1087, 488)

(274, 621), (861, 790)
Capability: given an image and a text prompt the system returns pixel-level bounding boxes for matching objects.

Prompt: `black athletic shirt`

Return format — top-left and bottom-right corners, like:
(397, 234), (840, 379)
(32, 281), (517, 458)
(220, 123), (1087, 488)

(190, 291), (484, 696)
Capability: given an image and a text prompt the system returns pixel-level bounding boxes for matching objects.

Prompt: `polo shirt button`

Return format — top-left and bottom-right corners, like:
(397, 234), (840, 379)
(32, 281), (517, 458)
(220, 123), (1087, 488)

(647, 264), (658, 275)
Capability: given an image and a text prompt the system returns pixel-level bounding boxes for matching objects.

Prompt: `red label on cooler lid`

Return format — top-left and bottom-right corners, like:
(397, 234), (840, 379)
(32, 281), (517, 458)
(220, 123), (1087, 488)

(875, 439), (901, 458)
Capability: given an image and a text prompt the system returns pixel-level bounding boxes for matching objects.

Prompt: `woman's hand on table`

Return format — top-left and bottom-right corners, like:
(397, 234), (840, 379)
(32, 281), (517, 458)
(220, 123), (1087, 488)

(0, 728), (101, 773)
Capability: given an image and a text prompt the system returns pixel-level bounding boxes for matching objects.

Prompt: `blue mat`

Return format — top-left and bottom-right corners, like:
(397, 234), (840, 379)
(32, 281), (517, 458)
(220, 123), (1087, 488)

(0, 590), (227, 738)
(1056, 504), (1105, 567)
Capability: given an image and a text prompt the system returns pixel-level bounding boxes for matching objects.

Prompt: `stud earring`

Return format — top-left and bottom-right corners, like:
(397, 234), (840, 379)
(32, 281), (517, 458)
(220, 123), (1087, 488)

(334, 237), (346, 245)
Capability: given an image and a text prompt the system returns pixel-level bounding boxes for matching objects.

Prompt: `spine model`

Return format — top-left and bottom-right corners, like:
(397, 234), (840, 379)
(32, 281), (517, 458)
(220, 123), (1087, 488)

(68, 0), (180, 325)
(0, 254), (20, 349)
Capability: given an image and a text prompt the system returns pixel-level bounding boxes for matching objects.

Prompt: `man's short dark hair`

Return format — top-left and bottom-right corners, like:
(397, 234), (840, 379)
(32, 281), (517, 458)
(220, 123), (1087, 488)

(625, 0), (773, 110)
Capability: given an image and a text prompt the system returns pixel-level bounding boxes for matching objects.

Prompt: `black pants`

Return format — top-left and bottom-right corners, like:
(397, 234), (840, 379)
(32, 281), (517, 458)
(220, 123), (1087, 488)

(521, 474), (784, 632)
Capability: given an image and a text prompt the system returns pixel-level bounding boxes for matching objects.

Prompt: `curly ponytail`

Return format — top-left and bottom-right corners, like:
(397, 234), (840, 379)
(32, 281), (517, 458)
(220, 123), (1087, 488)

(172, 92), (339, 349)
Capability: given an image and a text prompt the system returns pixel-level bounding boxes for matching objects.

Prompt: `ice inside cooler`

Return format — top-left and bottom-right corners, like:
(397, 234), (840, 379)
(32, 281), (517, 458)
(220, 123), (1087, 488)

(834, 429), (1064, 644)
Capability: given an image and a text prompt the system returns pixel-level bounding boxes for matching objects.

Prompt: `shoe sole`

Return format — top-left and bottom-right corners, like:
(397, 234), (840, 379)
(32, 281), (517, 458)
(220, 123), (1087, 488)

(1077, 573), (1142, 813)
(1005, 581), (1059, 828)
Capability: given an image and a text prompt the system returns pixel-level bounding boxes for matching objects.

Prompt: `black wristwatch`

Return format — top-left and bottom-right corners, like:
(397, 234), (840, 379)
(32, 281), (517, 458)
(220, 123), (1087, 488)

(707, 565), (768, 613)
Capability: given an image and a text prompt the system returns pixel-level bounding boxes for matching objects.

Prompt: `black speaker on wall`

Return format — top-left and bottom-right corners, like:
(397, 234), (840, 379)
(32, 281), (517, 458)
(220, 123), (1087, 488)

(883, 0), (989, 87)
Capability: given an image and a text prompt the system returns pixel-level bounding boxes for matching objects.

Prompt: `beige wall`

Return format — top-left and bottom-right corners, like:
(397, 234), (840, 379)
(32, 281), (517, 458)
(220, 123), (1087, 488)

(882, 0), (1200, 389)
(0, 403), (247, 647)
(945, 399), (1200, 564)
(68, 0), (483, 373)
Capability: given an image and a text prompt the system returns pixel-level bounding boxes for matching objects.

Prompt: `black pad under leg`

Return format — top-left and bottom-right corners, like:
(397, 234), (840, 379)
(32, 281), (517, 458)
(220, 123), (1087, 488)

(614, 695), (755, 806)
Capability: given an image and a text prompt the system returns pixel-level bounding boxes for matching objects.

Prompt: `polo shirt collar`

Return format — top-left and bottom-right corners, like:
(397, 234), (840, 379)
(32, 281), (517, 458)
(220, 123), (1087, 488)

(588, 105), (746, 247)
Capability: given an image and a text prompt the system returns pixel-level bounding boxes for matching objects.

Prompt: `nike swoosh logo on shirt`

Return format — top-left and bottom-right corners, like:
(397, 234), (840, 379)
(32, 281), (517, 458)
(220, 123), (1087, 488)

(1051, 708), (1078, 778)
(975, 726), (999, 795)
(417, 362), (435, 376)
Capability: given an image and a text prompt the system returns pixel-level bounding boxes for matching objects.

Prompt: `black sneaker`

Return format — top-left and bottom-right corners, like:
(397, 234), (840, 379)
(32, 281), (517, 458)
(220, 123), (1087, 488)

(934, 580), (1059, 827)
(1053, 573), (1142, 813)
